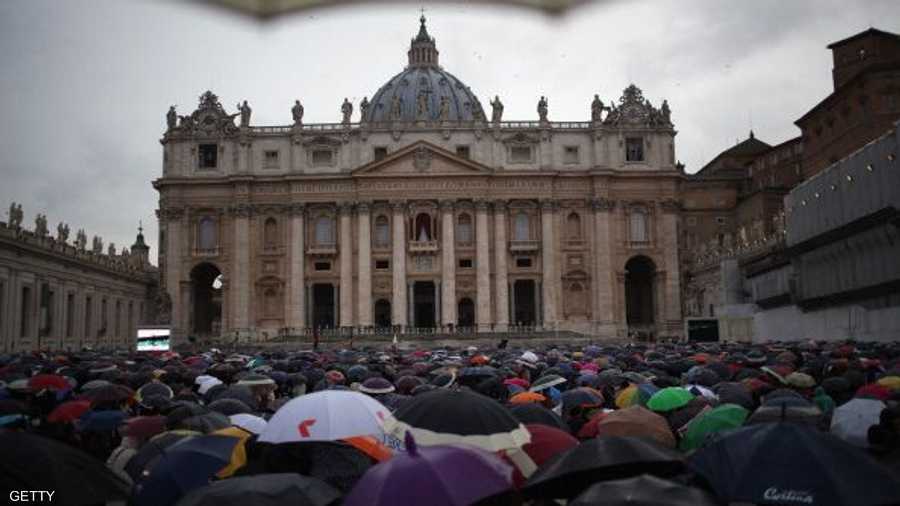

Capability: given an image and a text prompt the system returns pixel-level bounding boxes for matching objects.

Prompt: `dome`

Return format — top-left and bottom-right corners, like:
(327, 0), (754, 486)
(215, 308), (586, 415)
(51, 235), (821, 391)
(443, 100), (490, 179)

(363, 16), (485, 123)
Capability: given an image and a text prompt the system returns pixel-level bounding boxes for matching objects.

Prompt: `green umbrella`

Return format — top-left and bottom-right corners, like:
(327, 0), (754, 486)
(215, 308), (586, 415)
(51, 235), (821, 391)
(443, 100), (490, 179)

(679, 404), (748, 452)
(647, 387), (694, 413)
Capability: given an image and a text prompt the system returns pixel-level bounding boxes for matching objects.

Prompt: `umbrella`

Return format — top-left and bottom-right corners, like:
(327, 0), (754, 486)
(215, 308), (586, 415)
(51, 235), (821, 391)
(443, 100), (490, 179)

(28, 373), (70, 391)
(208, 398), (254, 416)
(80, 379), (112, 391)
(133, 434), (241, 506)
(689, 422), (900, 506)
(614, 383), (659, 408)
(77, 410), (128, 432)
(0, 433), (131, 506)
(230, 413), (267, 435)
(830, 398), (885, 448)
(530, 374), (567, 392)
(579, 406), (676, 449)
(509, 391), (546, 405)
(571, 474), (720, 506)
(560, 387), (604, 414)
(749, 396), (822, 426)
(174, 473), (340, 506)
(509, 403), (570, 432)
(125, 430), (201, 482)
(47, 399), (92, 424)
(385, 389), (530, 452)
(522, 436), (687, 500)
(261, 440), (376, 493)
(343, 433), (514, 506)
(121, 416), (168, 440)
(80, 384), (134, 406)
(679, 404), (748, 452)
(521, 424), (579, 469)
(647, 387), (695, 413)
(259, 390), (390, 444)
(137, 382), (174, 401)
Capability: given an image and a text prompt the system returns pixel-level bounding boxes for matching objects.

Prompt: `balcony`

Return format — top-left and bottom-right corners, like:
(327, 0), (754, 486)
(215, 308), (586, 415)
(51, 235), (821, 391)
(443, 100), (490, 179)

(192, 247), (221, 257)
(408, 240), (439, 253)
(307, 242), (337, 256)
(509, 240), (540, 252)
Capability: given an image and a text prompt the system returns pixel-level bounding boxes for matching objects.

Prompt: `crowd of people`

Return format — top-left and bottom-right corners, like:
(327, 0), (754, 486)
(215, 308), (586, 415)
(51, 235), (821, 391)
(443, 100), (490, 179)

(2, 338), (900, 505)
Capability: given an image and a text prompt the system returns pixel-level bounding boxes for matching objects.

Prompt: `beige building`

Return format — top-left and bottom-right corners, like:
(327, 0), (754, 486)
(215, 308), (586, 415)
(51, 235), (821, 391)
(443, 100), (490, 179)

(155, 17), (684, 345)
(0, 208), (156, 352)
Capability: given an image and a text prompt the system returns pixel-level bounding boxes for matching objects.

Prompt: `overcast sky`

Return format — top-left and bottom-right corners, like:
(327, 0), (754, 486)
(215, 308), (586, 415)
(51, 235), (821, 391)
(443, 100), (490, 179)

(1, 0), (899, 260)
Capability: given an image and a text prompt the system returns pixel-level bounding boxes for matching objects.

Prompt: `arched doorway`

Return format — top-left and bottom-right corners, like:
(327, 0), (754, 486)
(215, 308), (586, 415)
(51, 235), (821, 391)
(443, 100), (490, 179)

(374, 299), (391, 328)
(312, 284), (336, 329)
(457, 297), (475, 328)
(190, 263), (222, 336)
(414, 213), (433, 241)
(412, 281), (436, 328)
(625, 256), (656, 327)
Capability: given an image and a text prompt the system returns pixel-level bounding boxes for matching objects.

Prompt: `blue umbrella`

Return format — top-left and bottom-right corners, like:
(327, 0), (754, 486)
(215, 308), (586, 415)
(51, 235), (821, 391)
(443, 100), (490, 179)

(133, 434), (240, 506)
(77, 410), (127, 432)
(690, 422), (900, 506)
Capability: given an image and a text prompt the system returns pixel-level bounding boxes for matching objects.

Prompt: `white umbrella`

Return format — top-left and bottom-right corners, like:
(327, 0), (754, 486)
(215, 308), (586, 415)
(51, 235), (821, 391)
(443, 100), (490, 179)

(831, 397), (885, 447)
(258, 390), (391, 443)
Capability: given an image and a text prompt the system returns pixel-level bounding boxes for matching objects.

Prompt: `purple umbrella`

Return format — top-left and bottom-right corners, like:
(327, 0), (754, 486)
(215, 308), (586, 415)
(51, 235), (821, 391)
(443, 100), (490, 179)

(343, 433), (514, 506)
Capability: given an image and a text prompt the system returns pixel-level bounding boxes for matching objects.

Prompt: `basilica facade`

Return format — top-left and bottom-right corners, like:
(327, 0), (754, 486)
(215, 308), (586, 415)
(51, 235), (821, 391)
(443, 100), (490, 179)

(155, 17), (684, 344)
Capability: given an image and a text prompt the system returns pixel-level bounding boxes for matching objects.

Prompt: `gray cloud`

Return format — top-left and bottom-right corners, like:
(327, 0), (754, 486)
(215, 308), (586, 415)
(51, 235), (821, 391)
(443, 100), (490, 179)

(1, 0), (899, 258)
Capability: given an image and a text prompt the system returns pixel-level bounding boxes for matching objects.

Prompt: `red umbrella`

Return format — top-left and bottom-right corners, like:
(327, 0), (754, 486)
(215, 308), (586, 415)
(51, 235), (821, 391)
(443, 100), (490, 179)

(47, 400), (92, 424)
(28, 374), (70, 391)
(121, 416), (167, 440)
(80, 384), (135, 407)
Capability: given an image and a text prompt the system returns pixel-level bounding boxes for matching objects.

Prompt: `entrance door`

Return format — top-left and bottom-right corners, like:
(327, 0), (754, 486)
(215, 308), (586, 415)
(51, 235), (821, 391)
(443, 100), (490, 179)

(190, 263), (222, 335)
(413, 281), (436, 328)
(457, 298), (475, 328)
(312, 283), (335, 329)
(513, 280), (536, 326)
(374, 299), (391, 328)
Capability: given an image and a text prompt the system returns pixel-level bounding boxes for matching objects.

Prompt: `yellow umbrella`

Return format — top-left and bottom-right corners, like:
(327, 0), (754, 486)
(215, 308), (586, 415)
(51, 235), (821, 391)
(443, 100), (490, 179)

(212, 426), (252, 478)
(877, 376), (900, 391)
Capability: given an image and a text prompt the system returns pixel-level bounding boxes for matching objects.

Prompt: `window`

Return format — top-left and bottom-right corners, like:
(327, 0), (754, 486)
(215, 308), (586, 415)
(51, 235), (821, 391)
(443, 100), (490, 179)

(198, 217), (217, 250)
(516, 257), (532, 268)
(20, 286), (31, 337)
(414, 213), (432, 241)
(509, 146), (532, 163)
(264, 289), (278, 317)
(564, 146), (580, 164)
(198, 144), (218, 169)
(629, 210), (649, 243)
(264, 217), (278, 248)
(514, 212), (531, 241)
(375, 259), (390, 270)
(311, 149), (334, 167)
(373, 147), (388, 161)
(716, 217), (727, 225)
(456, 213), (473, 245)
(456, 145), (471, 159)
(566, 212), (581, 240)
(314, 261), (332, 271)
(459, 258), (473, 269)
(626, 138), (644, 162)
(264, 150), (279, 168)
(315, 216), (335, 245)
(374, 215), (390, 248)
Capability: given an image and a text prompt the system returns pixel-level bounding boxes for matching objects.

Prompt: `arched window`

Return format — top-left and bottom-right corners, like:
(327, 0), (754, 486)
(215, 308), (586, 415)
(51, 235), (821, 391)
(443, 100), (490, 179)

(315, 216), (335, 245)
(415, 213), (432, 241)
(264, 217), (278, 248)
(629, 209), (649, 243)
(456, 213), (473, 245)
(514, 212), (530, 241)
(567, 212), (581, 240)
(198, 217), (217, 250)
(374, 215), (390, 247)
(264, 288), (278, 317)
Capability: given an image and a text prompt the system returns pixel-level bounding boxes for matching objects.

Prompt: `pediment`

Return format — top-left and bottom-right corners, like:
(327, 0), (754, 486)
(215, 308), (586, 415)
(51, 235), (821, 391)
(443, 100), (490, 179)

(353, 141), (492, 176)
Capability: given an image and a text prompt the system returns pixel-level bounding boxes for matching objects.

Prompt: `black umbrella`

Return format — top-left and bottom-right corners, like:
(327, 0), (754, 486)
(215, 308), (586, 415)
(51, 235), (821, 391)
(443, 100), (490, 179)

(0, 432), (131, 506)
(509, 403), (570, 432)
(385, 389), (530, 452)
(571, 474), (720, 506)
(174, 473), (340, 506)
(261, 441), (375, 494)
(125, 430), (200, 482)
(689, 422), (900, 506)
(522, 436), (687, 500)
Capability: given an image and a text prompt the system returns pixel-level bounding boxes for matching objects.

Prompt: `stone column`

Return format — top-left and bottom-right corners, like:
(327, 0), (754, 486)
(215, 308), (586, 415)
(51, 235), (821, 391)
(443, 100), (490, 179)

(357, 202), (373, 327)
(494, 202), (509, 331)
(440, 200), (457, 327)
(660, 199), (683, 336)
(231, 204), (252, 334)
(474, 200), (492, 331)
(163, 207), (185, 340)
(391, 202), (408, 328)
(592, 198), (617, 332)
(339, 202), (354, 328)
(540, 200), (558, 326)
(286, 204), (306, 330)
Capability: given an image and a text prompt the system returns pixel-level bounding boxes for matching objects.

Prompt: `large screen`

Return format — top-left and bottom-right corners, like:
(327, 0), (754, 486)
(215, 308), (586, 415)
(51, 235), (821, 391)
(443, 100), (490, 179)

(137, 328), (171, 351)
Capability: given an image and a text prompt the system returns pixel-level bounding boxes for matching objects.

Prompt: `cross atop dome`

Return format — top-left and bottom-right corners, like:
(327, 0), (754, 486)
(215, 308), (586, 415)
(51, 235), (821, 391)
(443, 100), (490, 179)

(408, 13), (439, 67)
